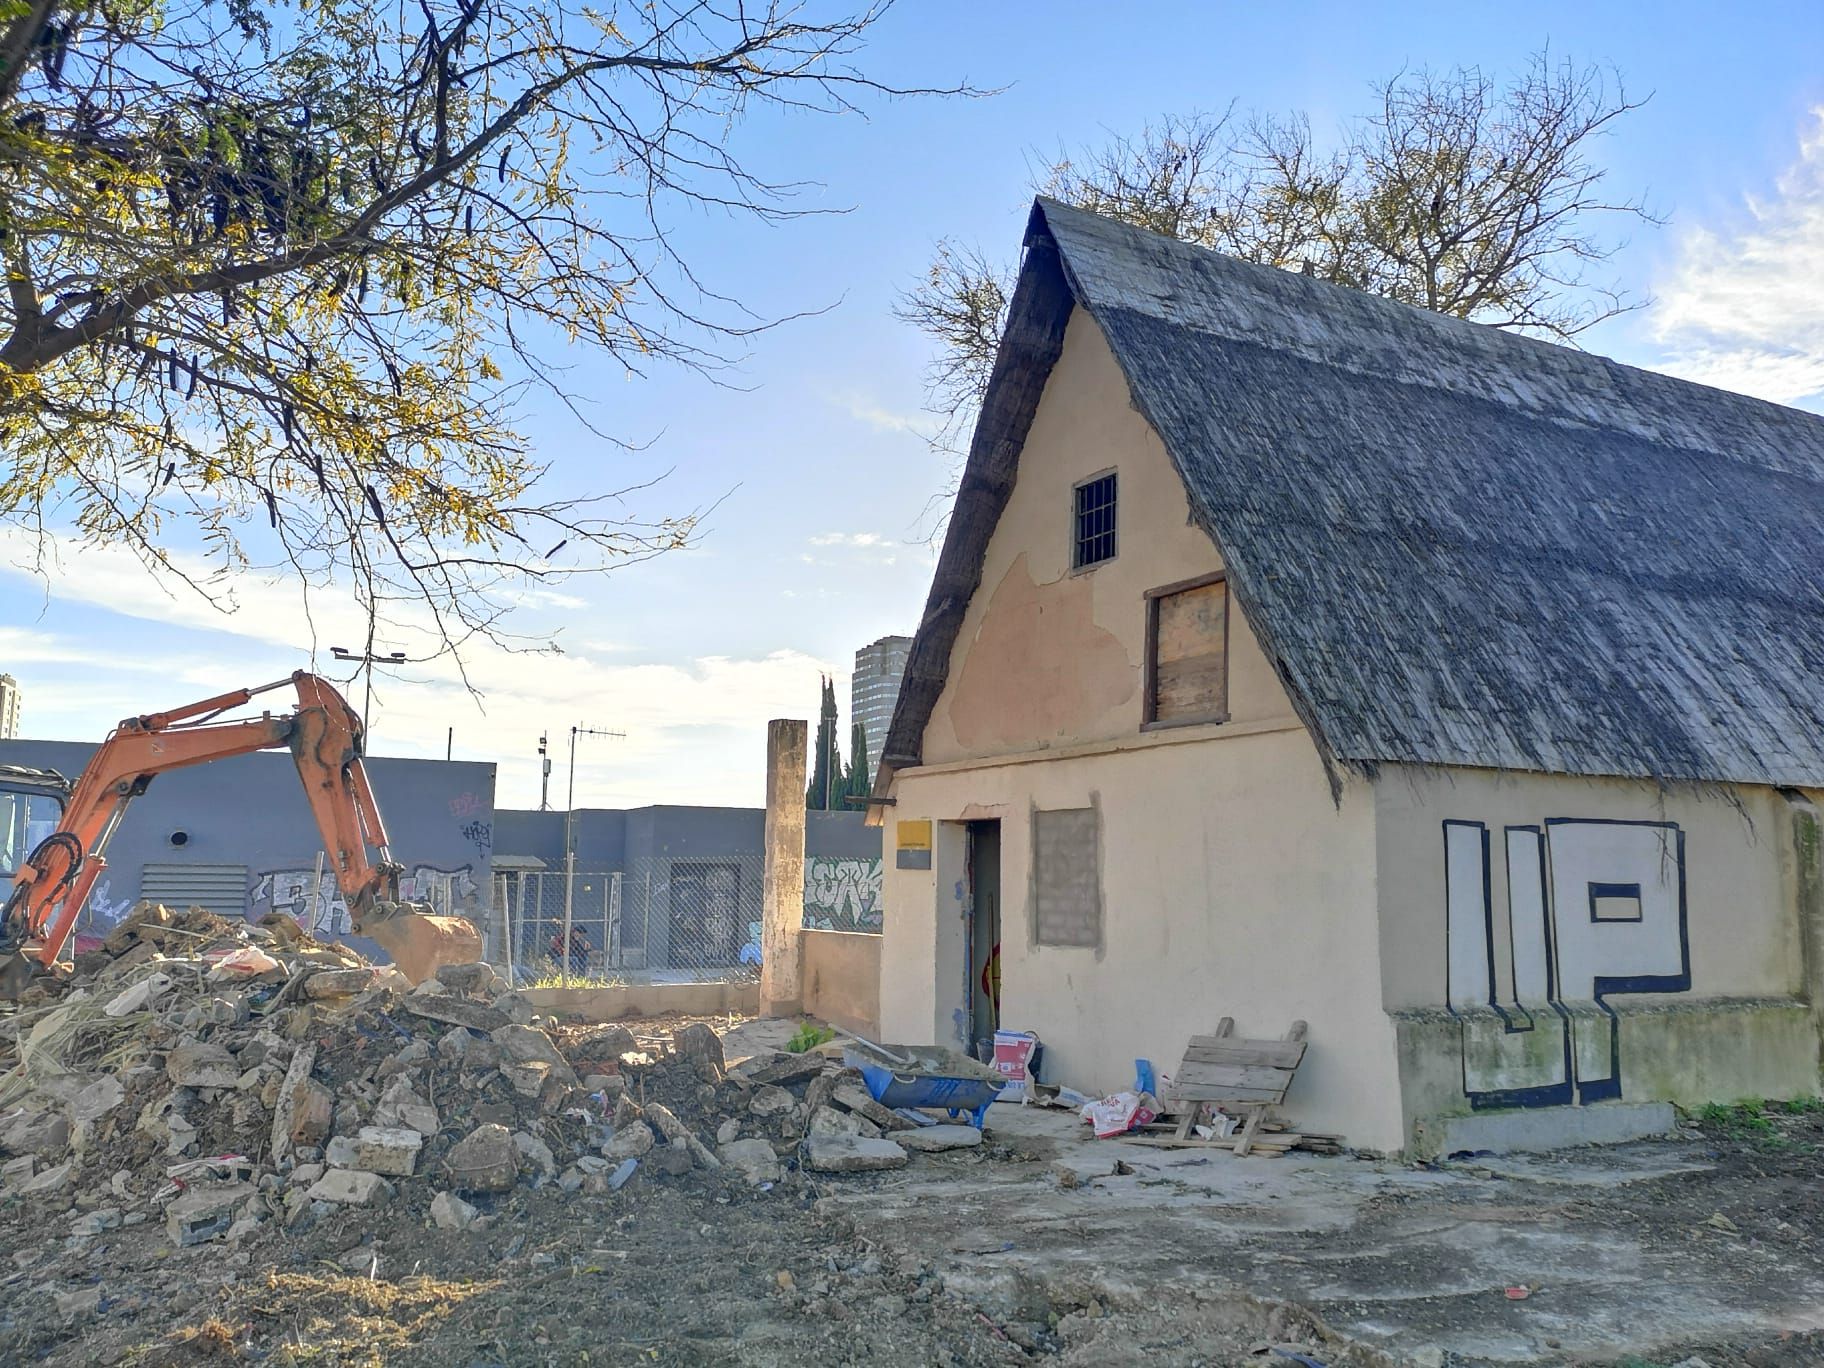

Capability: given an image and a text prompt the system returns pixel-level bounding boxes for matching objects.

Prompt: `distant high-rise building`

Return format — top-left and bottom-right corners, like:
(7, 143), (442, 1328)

(851, 635), (911, 787)
(0, 674), (18, 739)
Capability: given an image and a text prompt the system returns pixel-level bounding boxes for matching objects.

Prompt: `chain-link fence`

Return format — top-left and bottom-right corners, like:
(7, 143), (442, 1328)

(490, 854), (766, 984)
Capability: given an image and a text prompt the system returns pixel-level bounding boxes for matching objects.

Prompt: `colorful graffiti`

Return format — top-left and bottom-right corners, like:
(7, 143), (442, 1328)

(803, 856), (883, 933)
(1444, 818), (1690, 1109)
(251, 863), (481, 942)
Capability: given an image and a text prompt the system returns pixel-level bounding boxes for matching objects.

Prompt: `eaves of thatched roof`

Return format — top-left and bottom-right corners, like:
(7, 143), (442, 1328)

(874, 198), (1824, 803)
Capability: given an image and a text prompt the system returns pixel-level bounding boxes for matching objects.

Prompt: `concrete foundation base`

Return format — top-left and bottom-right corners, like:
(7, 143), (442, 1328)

(1418, 1101), (1676, 1157)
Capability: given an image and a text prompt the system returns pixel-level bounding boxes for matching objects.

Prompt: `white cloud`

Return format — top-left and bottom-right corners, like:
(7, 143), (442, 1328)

(809, 532), (890, 548)
(0, 528), (834, 808)
(1651, 109), (1824, 408)
(831, 392), (943, 440)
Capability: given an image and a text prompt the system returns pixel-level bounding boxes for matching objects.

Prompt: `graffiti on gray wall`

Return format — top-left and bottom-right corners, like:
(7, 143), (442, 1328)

(251, 863), (481, 941)
(1444, 818), (1690, 1110)
(803, 856), (883, 933)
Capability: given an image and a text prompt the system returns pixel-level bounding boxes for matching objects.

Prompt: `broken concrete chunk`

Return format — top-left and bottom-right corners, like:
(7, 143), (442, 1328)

(1, 1154), (36, 1188)
(603, 1122), (655, 1160)
(500, 1060), (551, 1098)
(490, 991), (535, 1026)
(716, 1118), (742, 1145)
(16, 1160), (73, 1195)
(289, 1081), (334, 1151)
(303, 968), (382, 1000)
(69, 1207), (123, 1237)
(832, 1083), (916, 1132)
(53, 1285), (101, 1326)
(373, 1077), (439, 1137)
(512, 1130), (557, 1178)
(306, 1168), (392, 1206)
(644, 1102), (720, 1169)
(717, 1138), (782, 1184)
(444, 1123), (517, 1193)
(165, 1042), (240, 1089)
(325, 1135), (360, 1169)
(804, 1135), (909, 1173)
(748, 1085), (795, 1118)
(351, 1126), (422, 1177)
(0, 1106), (70, 1157)
(376, 1038), (432, 1080)
(894, 1124), (984, 1152)
(490, 1024), (579, 1085)
(732, 1052), (824, 1087)
(436, 1028), (473, 1061)
(402, 997), (510, 1033)
(166, 1181), (256, 1246)
(430, 1191), (479, 1230)
(289, 1163), (325, 1188)
(808, 1106), (879, 1141)
(672, 1022), (726, 1080)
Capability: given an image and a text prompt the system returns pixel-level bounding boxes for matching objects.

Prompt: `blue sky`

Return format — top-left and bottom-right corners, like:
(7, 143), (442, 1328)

(4, 1), (1823, 809)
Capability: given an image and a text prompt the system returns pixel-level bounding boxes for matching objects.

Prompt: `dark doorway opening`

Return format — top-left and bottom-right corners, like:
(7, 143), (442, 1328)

(967, 820), (1001, 1054)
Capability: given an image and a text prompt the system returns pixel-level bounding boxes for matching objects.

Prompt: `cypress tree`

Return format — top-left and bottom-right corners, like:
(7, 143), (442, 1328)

(805, 676), (841, 810)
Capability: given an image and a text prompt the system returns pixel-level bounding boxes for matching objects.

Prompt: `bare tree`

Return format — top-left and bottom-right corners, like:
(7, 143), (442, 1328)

(0, 0), (958, 660)
(902, 53), (1656, 441)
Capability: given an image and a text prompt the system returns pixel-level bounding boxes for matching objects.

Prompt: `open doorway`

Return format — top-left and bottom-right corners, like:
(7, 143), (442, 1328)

(967, 820), (1001, 1057)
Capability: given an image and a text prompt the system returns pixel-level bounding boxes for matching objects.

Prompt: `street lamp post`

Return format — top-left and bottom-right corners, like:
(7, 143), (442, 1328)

(328, 645), (408, 745)
(562, 724), (624, 987)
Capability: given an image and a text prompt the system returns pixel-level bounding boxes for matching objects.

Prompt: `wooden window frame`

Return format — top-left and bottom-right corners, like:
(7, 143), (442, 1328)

(1070, 468), (1119, 573)
(1142, 570), (1231, 731)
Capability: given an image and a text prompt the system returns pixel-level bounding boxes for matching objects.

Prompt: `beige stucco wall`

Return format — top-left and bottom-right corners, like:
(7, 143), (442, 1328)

(881, 304), (1404, 1150)
(922, 307), (1295, 764)
(1375, 766), (1821, 1142)
(802, 928), (881, 1039)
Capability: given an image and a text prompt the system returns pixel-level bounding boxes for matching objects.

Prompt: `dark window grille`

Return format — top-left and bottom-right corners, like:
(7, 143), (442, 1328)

(1073, 472), (1117, 568)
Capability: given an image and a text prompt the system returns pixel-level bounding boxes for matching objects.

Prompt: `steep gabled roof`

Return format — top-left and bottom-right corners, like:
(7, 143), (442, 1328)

(877, 197), (1824, 798)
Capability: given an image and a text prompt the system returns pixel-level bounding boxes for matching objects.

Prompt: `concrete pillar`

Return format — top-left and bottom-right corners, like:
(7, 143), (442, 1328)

(761, 719), (808, 1016)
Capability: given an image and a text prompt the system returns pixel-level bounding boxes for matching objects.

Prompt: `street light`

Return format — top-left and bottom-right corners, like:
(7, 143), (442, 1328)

(561, 724), (624, 987)
(329, 645), (408, 744)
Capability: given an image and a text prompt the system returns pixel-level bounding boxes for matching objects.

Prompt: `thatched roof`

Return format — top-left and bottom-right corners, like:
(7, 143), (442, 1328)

(877, 196), (1824, 798)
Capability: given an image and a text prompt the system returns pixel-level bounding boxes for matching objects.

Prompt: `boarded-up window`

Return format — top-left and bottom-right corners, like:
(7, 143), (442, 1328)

(1033, 807), (1101, 947)
(1144, 573), (1229, 727)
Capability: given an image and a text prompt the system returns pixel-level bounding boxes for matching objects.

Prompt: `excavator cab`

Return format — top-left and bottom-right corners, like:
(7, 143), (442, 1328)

(0, 768), (69, 908)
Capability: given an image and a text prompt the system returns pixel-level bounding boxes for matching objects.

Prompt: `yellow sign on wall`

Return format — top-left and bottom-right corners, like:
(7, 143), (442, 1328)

(896, 819), (933, 870)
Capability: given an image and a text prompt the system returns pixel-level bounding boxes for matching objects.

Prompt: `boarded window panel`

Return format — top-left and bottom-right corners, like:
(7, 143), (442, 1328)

(1033, 807), (1101, 947)
(1149, 577), (1228, 725)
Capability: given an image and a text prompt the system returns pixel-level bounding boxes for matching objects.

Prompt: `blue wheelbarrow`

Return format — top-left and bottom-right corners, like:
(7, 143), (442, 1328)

(842, 1041), (1006, 1130)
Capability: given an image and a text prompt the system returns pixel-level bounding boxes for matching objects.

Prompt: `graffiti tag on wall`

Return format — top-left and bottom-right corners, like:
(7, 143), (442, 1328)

(803, 857), (883, 933)
(1444, 819), (1690, 1109)
(251, 863), (481, 942)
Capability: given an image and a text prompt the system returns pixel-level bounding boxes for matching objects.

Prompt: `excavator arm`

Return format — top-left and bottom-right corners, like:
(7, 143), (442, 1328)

(0, 671), (480, 992)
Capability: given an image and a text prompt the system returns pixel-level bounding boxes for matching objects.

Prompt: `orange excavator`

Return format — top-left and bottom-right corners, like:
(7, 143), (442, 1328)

(0, 671), (482, 994)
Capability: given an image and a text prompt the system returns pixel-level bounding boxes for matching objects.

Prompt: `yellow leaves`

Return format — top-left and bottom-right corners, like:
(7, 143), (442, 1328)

(478, 355), (501, 381)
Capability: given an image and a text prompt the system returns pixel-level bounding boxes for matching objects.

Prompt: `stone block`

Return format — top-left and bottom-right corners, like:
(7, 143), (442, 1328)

(804, 1136), (908, 1173)
(490, 1025), (578, 1085)
(165, 1043), (239, 1089)
(351, 1126), (422, 1177)
(716, 1139), (782, 1184)
(430, 1191), (479, 1230)
(748, 1085), (795, 1117)
(444, 1123), (517, 1193)
(833, 1083), (915, 1132)
(603, 1121), (655, 1160)
(166, 1181), (255, 1245)
(895, 1124), (983, 1152)
(306, 1169), (392, 1205)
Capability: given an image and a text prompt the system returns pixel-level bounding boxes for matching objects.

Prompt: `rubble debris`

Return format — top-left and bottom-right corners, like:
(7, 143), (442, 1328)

(429, 1190), (479, 1230)
(896, 1125), (985, 1153)
(717, 1138), (782, 1184)
(805, 1136), (910, 1173)
(308, 1168), (392, 1205)
(444, 1123), (517, 1193)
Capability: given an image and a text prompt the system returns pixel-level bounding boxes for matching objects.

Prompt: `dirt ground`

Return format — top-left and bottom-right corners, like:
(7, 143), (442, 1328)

(4, 1013), (1823, 1367)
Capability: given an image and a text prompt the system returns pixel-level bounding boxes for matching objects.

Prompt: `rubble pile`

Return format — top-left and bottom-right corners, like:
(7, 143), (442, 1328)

(0, 903), (981, 1256)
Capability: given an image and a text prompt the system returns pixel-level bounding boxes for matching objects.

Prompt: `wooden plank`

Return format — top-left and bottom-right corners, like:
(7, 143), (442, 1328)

(1171, 1084), (1287, 1103)
(1181, 1039), (1307, 1068)
(1116, 1136), (1293, 1153)
(1173, 1062), (1297, 1092)
(1150, 579), (1228, 725)
(1233, 1108), (1266, 1157)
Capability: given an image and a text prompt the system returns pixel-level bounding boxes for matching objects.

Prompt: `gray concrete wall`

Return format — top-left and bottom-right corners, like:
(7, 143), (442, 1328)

(0, 739), (496, 963)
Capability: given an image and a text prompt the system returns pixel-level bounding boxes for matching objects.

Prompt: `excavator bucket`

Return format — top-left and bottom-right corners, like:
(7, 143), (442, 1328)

(361, 902), (484, 986)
